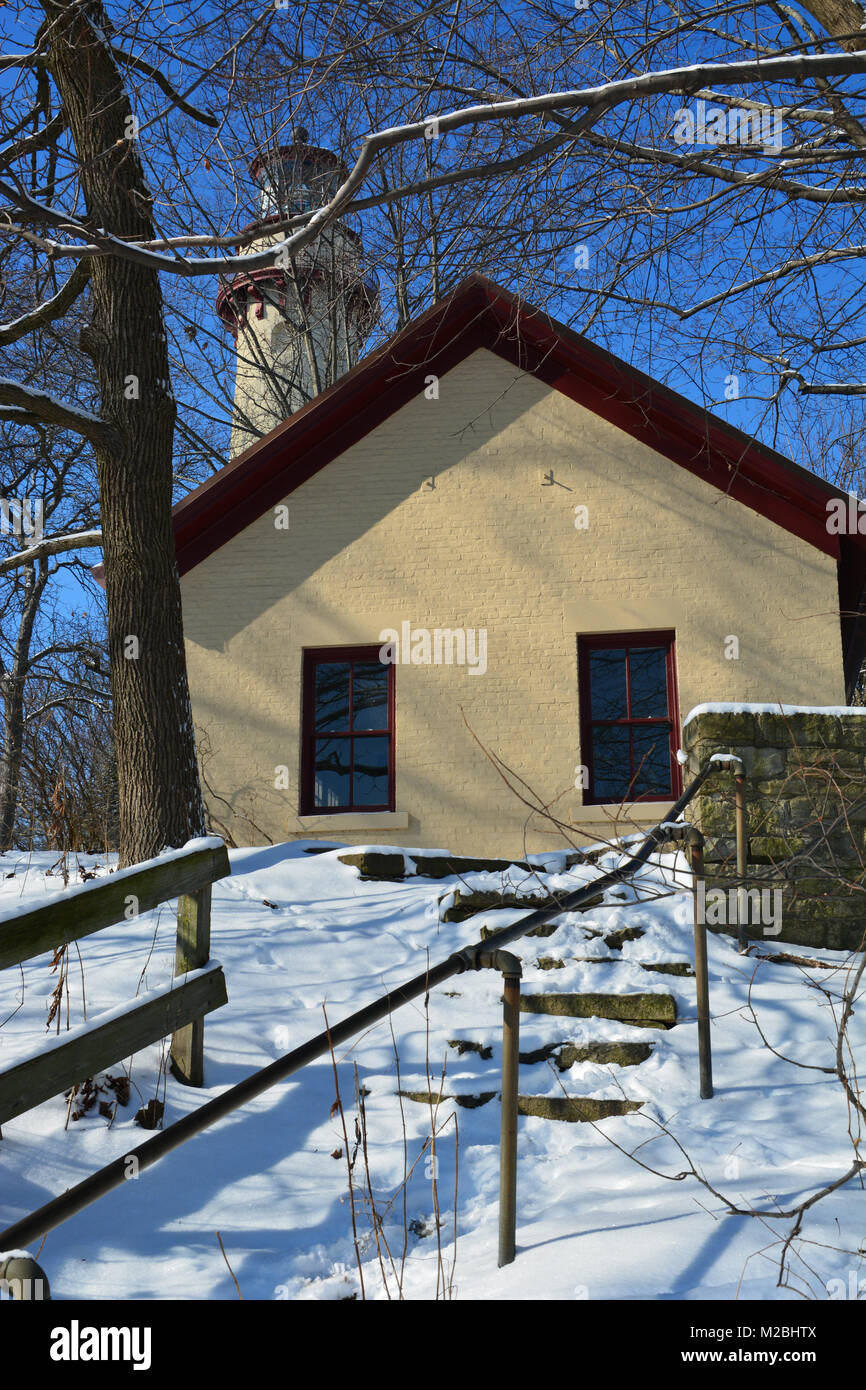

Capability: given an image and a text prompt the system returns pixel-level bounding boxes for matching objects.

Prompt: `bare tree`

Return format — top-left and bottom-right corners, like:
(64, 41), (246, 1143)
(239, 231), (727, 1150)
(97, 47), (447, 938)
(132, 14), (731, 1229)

(0, 385), (106, 849)
(1, 0), (864, 864)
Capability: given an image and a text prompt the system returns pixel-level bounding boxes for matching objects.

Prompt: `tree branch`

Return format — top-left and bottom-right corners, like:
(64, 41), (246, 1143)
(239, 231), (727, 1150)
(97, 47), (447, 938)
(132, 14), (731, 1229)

(0, 380), (115, 450)
(0, 262), (90, 346)
(0, 529), (102, 575)
(1, 49), (864, 276)
(109, 46), (218, 127)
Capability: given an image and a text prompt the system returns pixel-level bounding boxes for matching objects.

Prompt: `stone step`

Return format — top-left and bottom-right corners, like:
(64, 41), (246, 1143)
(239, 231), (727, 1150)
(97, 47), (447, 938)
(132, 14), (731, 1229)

(442, 890), (559, 922)
(603, 926), (646, 950)
(398, 1089), (643, 1122)
(446, 1037), (654, 1068)
(484, 920), (560, 940)
(641, 961), (693, 977)
(338, 850), (534, 881)
(398, 1089), (496, 1109)
(535, 955), (693, 977)
(442, 889), (603, 923)
(480, 915), (639, 944)
(517, 1096), (644, 1123)
(337, 851), (409, 881)
(519, 991), (677, 1027)
(447, 1038), (493, 1060)
(518, 1039), (654, 1069)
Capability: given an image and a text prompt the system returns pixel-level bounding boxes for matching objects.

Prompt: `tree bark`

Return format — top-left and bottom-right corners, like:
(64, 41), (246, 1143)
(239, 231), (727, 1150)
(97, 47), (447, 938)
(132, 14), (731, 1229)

(798, 0), (866, 51)
(41, 0), (206, 864)
(0, 562), (46, 849)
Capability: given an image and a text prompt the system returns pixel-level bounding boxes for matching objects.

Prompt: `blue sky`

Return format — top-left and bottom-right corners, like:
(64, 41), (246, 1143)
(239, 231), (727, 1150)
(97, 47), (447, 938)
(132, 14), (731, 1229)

(3, 1), (864, 622)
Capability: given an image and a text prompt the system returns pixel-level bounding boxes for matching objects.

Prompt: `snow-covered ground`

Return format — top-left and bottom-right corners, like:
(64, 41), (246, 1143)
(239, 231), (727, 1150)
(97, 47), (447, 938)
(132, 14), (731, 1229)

(0, 840), (863, 1302)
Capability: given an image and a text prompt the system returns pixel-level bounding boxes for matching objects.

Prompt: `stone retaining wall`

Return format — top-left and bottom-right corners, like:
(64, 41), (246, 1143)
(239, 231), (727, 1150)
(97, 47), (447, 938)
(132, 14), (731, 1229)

(683, 707), (866, 951)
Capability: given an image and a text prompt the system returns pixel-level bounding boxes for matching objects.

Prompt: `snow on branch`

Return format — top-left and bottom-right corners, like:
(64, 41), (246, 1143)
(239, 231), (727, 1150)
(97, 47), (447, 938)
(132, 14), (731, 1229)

(1, 49), (863, 278)
(0, 52), (40, 71)
(0, 263), (90, 346)
(0, 113), (66, 176)
(0, 529), (103, 575)
(679, 245), (866, 319)
(0, 379), (116, 450)
(790, 377), (866, 396)
(583, 130), (866, 205)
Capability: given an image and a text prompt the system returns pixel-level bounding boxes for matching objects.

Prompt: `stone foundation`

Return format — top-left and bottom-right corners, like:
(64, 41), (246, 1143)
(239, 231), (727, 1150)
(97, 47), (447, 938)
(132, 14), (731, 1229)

(683, 707), (866, 951)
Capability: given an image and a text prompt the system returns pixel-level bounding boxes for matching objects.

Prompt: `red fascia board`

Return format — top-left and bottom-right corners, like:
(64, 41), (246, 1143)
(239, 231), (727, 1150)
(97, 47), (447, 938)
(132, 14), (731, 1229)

(479, 290), (843, 557)
(170, 273), (862, 575)
(173, 285), (493, 575)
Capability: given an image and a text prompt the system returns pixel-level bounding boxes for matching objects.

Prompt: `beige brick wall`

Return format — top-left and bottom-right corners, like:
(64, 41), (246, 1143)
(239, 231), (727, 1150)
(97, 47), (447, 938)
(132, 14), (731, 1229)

(180, 347), (846, 856)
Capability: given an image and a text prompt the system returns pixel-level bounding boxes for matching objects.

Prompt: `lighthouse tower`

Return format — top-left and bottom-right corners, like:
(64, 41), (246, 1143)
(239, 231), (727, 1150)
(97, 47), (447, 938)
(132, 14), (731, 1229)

(217, 130), (378, 455)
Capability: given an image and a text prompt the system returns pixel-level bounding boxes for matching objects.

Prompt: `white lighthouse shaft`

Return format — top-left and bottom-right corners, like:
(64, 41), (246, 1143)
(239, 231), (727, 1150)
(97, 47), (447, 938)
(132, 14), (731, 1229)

(224, 139), (376, 456)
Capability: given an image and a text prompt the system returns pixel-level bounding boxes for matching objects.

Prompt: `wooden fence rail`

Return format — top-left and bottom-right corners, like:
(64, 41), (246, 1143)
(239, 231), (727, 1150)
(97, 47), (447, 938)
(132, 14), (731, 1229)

(0, 838), (231, 1128)
(0, 841), (229, 972)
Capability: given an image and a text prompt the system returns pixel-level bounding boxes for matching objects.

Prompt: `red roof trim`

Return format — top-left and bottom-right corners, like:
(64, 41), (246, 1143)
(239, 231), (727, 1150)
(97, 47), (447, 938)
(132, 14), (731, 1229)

(174, 274), (854, 570)
(484, 297), (840, 557)
(161, 273), (866, 687)
(173, 283), (494, 574)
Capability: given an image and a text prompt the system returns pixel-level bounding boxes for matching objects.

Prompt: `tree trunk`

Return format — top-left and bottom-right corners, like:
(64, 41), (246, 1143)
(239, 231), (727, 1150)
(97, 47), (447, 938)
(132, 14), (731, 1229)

(0, 563), (45, 850)
(42, 0), (206, 865)
(798, 0), (866, 50)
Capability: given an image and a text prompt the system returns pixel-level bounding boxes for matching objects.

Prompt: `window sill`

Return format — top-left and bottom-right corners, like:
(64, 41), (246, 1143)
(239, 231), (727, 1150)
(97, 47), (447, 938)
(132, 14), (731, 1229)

(296, 810), (410, 832)
(575, 801), (674, 824)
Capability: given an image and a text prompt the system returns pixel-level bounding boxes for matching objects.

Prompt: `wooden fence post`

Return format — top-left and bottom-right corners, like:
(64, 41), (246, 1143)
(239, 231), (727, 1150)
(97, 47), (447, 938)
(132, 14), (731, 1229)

(170, 885), (212, 1086)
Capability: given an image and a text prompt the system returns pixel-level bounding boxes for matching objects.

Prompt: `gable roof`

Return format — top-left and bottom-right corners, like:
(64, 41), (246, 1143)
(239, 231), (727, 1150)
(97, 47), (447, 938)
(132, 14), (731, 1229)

(170, 273), (866, 695)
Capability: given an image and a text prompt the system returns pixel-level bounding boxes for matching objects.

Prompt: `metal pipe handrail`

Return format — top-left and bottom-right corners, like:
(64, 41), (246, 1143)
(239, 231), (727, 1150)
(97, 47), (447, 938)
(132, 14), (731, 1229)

(0, 756), (735, 1255)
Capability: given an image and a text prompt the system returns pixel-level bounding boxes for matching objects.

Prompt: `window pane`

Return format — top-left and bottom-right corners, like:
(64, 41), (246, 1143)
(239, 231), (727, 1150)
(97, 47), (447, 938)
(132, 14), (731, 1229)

(352, 662), (389, 730)
(314, 663), (351, 731)
(629, 647), (668, 718)
(313, 737), (351, 807)
(589, 648), (627, 720)
(632, 725), (672, 797)
(591, 725), (631, 801)
(353, 736), (389, 805)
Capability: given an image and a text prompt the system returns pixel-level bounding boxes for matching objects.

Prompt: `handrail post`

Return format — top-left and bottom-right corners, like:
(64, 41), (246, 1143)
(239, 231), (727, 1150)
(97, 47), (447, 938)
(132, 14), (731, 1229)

(734, 771), (749, 954)
(458, 944), (522, 1267)
(171, 884), (213, 1086)
(687, 828), (713, 1099)
(498, 959), (521, 1268)
(704, 755), (749, 953)
(0, 1254), (50, 1300)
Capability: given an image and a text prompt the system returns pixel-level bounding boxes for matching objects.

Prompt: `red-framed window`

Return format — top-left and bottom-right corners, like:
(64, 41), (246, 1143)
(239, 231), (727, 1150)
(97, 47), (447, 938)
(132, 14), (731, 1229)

(577, 632), (681, 805)
(300, 646), (395, 814)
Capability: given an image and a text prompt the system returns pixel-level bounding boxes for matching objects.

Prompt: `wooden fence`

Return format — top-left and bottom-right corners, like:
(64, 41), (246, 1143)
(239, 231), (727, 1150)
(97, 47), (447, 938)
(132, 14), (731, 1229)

(0, 838), (231, 1128)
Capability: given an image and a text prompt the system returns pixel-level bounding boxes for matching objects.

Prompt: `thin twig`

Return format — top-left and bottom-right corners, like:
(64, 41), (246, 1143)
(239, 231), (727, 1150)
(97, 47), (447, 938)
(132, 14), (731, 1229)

(215, 1231), (242, 1299)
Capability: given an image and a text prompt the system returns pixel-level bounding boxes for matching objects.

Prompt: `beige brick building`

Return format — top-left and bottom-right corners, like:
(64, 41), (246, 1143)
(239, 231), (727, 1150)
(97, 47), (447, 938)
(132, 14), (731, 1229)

(175, 277), (866, 857)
